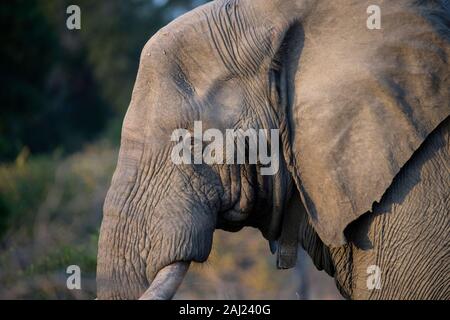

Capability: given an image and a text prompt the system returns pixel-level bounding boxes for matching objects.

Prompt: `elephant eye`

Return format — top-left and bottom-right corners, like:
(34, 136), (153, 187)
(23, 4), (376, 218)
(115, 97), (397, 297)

(188, 137), (206, 156)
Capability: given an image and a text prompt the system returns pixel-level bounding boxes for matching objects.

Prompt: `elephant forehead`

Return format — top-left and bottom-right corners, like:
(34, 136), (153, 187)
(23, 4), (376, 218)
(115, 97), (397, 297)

(123, 5), (264, 145)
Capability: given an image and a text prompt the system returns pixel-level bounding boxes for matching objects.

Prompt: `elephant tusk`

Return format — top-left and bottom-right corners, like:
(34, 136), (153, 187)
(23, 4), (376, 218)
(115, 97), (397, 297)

(139, 261), (190, 300)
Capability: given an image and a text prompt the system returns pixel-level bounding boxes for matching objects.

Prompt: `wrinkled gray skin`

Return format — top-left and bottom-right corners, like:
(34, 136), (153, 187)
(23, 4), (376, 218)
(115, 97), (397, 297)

(97, 0), (450, 299)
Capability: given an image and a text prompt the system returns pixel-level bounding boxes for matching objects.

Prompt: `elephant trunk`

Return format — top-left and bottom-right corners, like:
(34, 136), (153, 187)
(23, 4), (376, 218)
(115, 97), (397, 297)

(139, 261), (191, 300)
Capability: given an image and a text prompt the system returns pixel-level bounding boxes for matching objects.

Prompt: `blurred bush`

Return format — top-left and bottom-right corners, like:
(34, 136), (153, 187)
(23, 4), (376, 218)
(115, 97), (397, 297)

(0, 0), (208, 161)
(0, 148), (56, 236)
(0, 141), (116, 299)
(0, 0), (110, 160)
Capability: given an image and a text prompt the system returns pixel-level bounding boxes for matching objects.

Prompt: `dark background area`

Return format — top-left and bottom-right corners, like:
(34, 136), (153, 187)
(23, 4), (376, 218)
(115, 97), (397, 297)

(0, 0), (202, 162)
(0, 0), (340, 299)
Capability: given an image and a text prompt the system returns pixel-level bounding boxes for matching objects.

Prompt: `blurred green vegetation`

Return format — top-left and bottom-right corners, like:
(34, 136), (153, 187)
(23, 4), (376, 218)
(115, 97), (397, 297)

(0, 0), (207, 161)
(0, 141), (117, 298)
(0, 148), (56, 236)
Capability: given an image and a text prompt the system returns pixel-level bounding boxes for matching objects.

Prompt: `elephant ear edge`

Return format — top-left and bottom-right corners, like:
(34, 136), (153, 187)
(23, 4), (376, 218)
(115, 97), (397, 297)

(284, 1), (450, 247)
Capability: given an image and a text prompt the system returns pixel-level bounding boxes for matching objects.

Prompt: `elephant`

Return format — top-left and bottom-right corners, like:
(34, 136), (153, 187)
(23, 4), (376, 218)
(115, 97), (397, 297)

(96, 0), (450, 300)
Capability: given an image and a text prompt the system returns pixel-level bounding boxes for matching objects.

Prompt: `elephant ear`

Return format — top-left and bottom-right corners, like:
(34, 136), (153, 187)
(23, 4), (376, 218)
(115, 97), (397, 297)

(285, 1), (450, 246)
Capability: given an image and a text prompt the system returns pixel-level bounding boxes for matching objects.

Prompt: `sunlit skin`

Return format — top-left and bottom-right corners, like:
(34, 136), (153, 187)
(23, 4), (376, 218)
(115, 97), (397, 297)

(97, 0), (450, 300)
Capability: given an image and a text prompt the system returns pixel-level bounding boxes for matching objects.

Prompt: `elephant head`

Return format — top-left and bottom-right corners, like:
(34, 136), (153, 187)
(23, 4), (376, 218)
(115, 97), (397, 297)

(97, 0), (450, 299)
